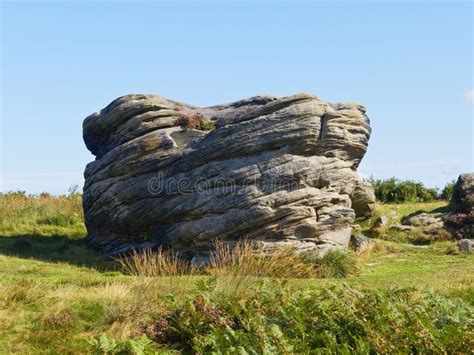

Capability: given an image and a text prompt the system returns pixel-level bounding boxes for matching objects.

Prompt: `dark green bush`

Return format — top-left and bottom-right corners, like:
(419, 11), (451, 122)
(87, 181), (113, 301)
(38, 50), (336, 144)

(368, 177), (439, 203)
(441, 180), (456, 201)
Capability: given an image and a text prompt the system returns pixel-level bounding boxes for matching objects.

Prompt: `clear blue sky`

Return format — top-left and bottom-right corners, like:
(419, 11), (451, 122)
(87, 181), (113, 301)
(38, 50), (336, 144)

(1, 1), (473, 194)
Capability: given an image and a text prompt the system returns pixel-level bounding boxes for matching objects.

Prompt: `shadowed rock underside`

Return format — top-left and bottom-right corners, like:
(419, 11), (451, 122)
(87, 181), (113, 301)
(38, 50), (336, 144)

(83, 93), (372, 256)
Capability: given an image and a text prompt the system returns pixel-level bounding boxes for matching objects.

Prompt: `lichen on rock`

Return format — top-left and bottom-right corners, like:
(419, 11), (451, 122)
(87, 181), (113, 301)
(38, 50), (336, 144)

(82, 93), (373, 256)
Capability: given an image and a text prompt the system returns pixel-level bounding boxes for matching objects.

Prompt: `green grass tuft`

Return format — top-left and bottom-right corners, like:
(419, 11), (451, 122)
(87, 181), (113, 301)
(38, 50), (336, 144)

(300, 250), (359, 278)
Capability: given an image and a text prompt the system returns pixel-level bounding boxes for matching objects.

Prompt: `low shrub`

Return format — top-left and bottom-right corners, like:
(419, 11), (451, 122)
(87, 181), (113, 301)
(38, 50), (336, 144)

(140, 283), (474, 353)
(444, 212), (474, 239)
(444, 212), (474, 229)
(177, 113), (215, 131)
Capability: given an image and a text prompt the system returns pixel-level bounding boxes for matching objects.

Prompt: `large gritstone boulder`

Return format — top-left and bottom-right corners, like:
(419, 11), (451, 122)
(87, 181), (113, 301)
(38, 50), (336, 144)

(82, 93), (372, 256)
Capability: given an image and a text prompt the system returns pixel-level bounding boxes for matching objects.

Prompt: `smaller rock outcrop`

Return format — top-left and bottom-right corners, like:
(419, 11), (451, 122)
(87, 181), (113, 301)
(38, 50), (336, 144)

(351, 180), (375, 220)
(452, 173), (474, 213)
(402, 212), (444, 230)
(444, 173), (473, 239)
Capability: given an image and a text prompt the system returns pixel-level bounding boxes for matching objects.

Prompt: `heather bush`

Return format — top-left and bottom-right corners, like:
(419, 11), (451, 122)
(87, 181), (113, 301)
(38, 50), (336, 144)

(444, 211), (474, 239)
(177, 113), (215, 131)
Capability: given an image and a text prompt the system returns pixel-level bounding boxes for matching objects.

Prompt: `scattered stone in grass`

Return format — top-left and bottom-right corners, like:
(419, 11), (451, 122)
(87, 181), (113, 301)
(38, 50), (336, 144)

(365, 263), (379, 266)
(402, 244), (429, 249)
(350, 234), (373, 253)
(390, 224), (415, 232)
(381, 253), (400, 258)
(372, 215), (388, 229)
(457, 239), (473, 252)
(387, 211), (398, 221)
(402, 212), (444, 228)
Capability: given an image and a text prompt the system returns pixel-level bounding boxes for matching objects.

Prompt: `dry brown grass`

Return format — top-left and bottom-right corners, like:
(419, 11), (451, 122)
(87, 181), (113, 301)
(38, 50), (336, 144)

(115, 241), (317, 297)
(177, 113), (215, 131)
(208, 239), (314, 279)
(117, 248), (192, 277)
(357, 240), (404, 259)
(42, 311), (74, 328)
(205, 240), (316, 295)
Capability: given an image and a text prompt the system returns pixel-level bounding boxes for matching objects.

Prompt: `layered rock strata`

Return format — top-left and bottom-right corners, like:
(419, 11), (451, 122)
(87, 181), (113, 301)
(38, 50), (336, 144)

(82, 93), (372, 256)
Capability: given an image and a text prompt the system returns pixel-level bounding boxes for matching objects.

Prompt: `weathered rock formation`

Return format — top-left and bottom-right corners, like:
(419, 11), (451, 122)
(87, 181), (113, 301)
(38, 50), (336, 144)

(82, 93), (372, 256)
(351, 180), (376, 220)
(398, 173), (474, 240)
(452, 173), (474, 214)
(446, 173), (473, 238)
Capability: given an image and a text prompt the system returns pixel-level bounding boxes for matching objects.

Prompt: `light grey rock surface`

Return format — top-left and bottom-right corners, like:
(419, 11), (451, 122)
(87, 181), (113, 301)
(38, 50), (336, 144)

(402, 212), (444, 229)
(350, 234), (373, 253)
(82, 93), (372, 256)
(457, 239), (474, 252)
(372, 215), (388, 229)
(351, 180), (376, 220)
(387, 211), (398, 221)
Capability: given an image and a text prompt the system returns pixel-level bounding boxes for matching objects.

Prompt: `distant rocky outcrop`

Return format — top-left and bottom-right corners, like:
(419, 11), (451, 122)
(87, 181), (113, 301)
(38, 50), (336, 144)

(452, 173), (474, 214)
(397, 173), (474, 240)
(82, 93), (372, 256)
(446, 173), (473, 238)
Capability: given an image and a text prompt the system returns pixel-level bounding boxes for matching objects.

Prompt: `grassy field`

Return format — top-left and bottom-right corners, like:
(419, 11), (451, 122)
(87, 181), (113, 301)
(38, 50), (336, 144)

(0, 194), (473, 353)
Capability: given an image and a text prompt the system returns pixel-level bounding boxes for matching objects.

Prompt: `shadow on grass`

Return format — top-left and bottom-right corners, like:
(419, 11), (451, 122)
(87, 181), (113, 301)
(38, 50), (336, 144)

(431, 203), (454, 214)
(0, 234), (117, 271)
